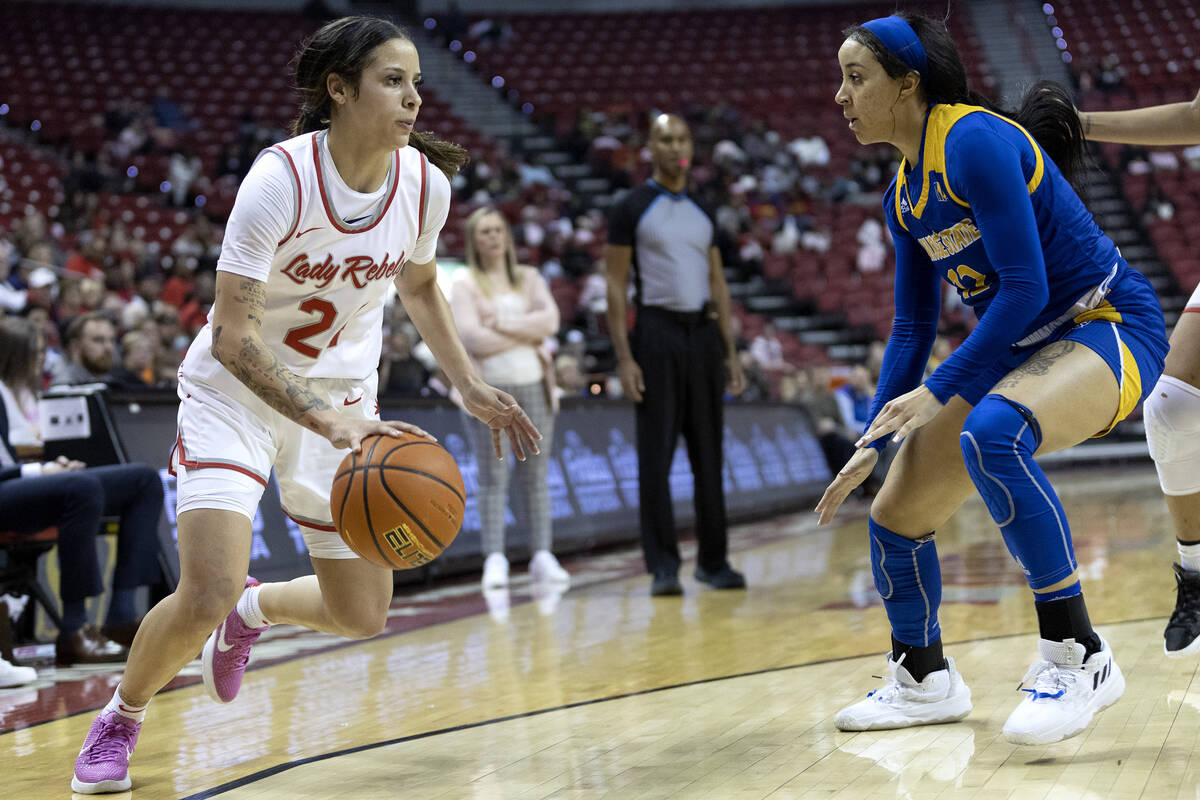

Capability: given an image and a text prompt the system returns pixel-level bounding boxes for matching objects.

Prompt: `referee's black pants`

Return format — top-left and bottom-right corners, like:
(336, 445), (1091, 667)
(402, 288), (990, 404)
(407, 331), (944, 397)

(632, 306), (728, 576)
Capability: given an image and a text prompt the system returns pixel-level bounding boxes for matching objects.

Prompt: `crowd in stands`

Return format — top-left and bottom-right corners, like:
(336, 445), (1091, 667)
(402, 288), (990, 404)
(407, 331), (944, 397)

(1, 14), (986, 487)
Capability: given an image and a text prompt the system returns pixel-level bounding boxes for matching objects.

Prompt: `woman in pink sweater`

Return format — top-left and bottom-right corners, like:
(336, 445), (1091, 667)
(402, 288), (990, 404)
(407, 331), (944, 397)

(451, 208), (568, 589)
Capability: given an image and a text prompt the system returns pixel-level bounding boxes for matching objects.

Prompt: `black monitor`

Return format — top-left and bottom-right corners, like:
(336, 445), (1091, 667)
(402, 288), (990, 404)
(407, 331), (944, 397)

(40, 384), (127, 467)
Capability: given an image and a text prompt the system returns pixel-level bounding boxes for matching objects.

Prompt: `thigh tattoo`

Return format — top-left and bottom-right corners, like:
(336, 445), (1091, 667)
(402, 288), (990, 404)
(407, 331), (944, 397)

(993, 340), (1078, 390)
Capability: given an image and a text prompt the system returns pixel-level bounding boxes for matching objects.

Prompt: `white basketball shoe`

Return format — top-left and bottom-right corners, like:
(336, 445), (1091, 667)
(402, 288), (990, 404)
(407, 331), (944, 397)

(1002, 636), (1124, 746)
(835, 654), (972, 731)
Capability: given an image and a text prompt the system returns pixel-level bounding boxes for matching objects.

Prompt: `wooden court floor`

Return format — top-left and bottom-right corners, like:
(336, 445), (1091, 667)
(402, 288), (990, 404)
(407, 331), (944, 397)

(6, 465), (1200, 799)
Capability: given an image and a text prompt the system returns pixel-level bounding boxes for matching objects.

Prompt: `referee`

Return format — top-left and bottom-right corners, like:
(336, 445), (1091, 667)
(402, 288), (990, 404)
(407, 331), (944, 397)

(605, 113), (747, 596)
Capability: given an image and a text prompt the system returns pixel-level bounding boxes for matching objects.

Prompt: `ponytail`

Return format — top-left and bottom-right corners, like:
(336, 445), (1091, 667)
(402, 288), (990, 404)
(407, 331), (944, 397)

(1011, 81), (1088, 186)
(290, 103), (329, 137)
(408, 129), (470, 178)
(847, 13), (1089, 185)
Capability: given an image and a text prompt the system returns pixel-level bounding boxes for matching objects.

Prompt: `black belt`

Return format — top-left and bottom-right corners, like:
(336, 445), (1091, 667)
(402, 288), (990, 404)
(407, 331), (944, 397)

(640, 304), (712, 327)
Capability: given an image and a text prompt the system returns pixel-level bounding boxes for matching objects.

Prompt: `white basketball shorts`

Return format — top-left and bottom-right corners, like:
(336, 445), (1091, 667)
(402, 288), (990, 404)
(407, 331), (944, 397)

(170, 367), (379, 559)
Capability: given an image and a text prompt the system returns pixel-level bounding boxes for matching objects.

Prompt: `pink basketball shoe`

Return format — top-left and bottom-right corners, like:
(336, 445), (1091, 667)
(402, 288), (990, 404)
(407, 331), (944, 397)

(201, 576), (268, 704)
(71, 710), (141, 794)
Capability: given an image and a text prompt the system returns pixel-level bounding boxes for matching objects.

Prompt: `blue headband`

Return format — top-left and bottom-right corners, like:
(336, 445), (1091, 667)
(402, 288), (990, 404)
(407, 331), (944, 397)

(861, 15), (928, 79)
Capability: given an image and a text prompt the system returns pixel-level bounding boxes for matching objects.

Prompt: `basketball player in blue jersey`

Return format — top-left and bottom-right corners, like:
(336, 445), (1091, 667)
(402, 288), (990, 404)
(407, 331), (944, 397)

(1079, 92), (1200, 658)
(815, 12), (1168, 745)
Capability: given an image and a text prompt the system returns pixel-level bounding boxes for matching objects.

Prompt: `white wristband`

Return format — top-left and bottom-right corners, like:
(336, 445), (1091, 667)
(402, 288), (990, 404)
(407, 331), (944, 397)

(20, 462), (44, 478)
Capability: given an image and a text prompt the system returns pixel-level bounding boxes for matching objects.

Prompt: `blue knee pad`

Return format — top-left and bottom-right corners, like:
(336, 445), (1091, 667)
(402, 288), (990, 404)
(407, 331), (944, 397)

(869, 518), (941, 647)
(960, 394), (1080, 601)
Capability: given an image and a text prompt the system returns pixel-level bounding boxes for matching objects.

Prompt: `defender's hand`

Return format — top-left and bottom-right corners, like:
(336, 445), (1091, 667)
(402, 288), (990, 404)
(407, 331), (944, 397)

(857, 385), (942, 448)
(814, 447), (879, 526)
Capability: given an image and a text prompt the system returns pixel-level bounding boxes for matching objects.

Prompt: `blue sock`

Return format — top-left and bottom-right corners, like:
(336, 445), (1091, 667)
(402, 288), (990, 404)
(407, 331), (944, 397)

(869, 518), (943, 657)
(62, 599), (87, 633)
(961, 394), (1081, 601)
(106, 589), (138, 626)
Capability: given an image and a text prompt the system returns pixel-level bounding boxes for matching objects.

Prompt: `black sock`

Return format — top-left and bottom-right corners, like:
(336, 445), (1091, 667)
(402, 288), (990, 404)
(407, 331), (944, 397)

(891, 636), (946, 683)
(1035, 594), (1102, 658)
(1179, 538), (1200, 547)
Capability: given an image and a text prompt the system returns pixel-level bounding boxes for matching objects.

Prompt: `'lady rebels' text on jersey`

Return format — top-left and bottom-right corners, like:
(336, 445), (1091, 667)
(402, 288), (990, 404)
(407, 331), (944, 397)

(182, 131), (451, 388)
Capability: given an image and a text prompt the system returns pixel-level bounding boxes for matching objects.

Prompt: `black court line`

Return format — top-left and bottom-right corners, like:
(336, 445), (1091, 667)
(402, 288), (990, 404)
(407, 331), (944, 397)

(0, 510), (821, 735)
(179, 616), (1162, 799)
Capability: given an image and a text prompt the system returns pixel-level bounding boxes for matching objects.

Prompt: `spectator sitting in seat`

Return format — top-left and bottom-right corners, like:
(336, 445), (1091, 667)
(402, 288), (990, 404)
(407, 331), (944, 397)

(49, 311), (117, 387)
(801, 364), (860, 476)
(749, 320), (794, 376)
(0, 317), (165, 665)
(835, 364), (875, 437)
(379, 327), (429, 398)
(108, 330), (165, 392)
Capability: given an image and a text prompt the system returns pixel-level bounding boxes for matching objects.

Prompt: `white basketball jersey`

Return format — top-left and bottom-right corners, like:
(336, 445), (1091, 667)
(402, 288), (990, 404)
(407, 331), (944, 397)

(183, 131), (439, 387)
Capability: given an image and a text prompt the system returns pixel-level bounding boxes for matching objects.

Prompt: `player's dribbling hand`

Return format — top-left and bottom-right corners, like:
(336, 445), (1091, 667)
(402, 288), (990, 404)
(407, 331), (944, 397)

(814, 447), (879, 525)
(856, 384), (942, 448)
(325, 417), (436, 453)
(616, 358), (645, 403)
(460, 380), (542, 462)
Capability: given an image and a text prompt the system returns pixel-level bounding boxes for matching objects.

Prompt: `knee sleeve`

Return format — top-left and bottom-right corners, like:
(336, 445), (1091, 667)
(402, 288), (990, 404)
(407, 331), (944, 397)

(960, 394), (1041, 527)
(961, 394), (1079, 597)
(869, 518), (941, 647)
(1143, 375), (1200, 496)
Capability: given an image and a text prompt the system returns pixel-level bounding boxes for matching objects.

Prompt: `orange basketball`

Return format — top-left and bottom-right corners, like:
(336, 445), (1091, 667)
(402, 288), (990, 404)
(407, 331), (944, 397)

(330, 432), (465, 569)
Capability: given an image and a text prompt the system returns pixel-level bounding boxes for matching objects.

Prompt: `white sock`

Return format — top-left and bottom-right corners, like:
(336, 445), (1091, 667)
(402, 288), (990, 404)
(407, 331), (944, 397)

(236, 584), (271, 629)
(1179, 542), (1200, 573)
(108, 686), (147, 723)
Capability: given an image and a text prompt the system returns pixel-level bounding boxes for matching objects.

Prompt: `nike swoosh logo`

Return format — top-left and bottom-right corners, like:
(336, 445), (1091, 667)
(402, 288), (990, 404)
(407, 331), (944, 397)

(215, 621), (236, 653)
(295, 226), (321, 238)
(344, 396), (362, 406)
(345, 215), (370, 224)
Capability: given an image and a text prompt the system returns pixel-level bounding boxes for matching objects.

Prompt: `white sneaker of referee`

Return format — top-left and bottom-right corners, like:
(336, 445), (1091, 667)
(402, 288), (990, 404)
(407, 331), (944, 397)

(835, 654), (972, 730)
(1002, 635), (1124, 745)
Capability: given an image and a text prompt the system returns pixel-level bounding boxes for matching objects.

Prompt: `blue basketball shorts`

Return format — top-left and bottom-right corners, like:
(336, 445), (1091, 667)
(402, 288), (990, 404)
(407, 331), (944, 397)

(959, 285), (1167, 437)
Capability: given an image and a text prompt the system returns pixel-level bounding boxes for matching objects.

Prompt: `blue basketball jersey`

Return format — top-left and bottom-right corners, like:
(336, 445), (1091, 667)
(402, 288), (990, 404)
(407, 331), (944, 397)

(875, 103), (1161, 407)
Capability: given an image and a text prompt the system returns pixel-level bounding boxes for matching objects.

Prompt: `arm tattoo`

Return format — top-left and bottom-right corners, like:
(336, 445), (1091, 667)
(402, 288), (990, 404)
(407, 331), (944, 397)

(227, 336), (331, 430)
(235, 279), (266, 328)
(992, 340), (1078, 390)
(216, 278), (331, 431)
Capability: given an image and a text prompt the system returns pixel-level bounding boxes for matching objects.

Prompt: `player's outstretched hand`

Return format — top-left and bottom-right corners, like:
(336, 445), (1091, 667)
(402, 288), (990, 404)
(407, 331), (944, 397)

(856, 384), (943, 448)
(325, 417), (436, 453)
(814, 447), (879, 526)
(461, 380), (543, 462)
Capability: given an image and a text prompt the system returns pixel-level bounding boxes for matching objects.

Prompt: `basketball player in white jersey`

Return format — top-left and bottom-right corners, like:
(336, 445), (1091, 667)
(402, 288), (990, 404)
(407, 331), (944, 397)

(72, 17), (540, 793)
(1079, 90), (1200, 657)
